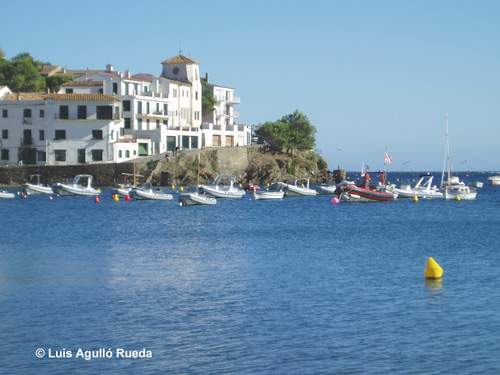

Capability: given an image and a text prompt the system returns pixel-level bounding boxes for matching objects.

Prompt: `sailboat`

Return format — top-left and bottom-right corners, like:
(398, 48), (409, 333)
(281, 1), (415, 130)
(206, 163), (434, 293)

(440, 113), (477, 200)
(178, 153), (217, 206)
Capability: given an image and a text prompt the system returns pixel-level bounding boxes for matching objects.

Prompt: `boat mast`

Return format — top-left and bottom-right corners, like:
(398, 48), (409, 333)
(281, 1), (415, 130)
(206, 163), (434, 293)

(197, 153), (200, 185)
(440, 113), (450, 188)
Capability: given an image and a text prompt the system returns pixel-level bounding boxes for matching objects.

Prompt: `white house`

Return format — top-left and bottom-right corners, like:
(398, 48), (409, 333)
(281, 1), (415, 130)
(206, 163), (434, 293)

(0, 91), (129, 165)
(202, 73), (251, 148)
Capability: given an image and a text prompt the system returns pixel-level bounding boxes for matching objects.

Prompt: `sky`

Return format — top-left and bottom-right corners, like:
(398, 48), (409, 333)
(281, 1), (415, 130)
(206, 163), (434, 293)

(2, 0), (499, 171)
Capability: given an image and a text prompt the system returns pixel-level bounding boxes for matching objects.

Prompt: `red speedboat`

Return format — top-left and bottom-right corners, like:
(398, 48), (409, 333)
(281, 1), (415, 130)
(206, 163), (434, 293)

(334, 181), (397, 202)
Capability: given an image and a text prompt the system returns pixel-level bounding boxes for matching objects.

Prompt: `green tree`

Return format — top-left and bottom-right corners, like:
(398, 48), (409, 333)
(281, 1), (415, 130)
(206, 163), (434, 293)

(202, 81), (217, 116)
(255, 110), (317, 154)
(46, 75), (73, 93)
(0, 52), (46, 92)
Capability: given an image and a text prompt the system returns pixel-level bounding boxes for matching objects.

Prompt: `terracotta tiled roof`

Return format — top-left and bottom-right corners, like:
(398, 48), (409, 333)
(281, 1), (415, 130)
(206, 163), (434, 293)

(61, 81), (104, 86)
(0, 93), (121, 102)
(161, 54), (200, 65)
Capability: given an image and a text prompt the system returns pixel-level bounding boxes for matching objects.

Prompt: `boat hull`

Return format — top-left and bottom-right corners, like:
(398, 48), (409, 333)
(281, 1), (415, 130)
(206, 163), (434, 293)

(52, 184), (99, 196)
(178, 192), (217, 206)
(22, 184), (53, 195)
(201, 186), (245, 199)
(254, 190), (285, 200)
(110, 187), (132, 197)
(0, 191), (15, 199)
(284, 185), (317, 197)
(129, 189), (173, 200)
(335, 185), (396, 202)
(444, 187), (477, 200)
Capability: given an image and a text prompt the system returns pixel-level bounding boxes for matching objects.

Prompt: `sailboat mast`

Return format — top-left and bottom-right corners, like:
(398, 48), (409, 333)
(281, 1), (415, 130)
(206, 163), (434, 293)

(440, 113), (449, 187)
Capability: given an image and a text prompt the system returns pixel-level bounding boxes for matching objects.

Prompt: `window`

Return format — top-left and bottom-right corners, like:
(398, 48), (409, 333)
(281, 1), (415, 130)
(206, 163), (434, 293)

(40, 109), (44, 118)
(65, 88), (73, 94)
(37, 151), (46, 162)
(55, 150), (66, 162)
(59, 106), (69, 119)
(92, 149), (103, 161)
(125, 150), (130, 158)
(39, 130), (44, 141)
(173, 89), (177, 98)
(146, 119), (150, 130)
(55, 130), (66, 139)
(146, 102), (150, 114)
(96, 106), (112, 120)
(156, 120), (160, 129)
(1, 130), (7, 139)
(163, 103), (168, 114)
(123, 100), (131, 111)
(23, 109), (32, 124)
(156, 103), (160, 112)
(113, 83), (118, 94)
(120, 127), (124, 136)
(2, 110), (7, 118)
(138, 119), (142, 130)
(137, 101), (142, 114)
(195, 91), (198, 100)
(124, 118), (131, 129)
(1, 149), (9, 160)
(78, 106), (87, 119)
(92, 130), (103, 139)
(118, 150), (122, 158)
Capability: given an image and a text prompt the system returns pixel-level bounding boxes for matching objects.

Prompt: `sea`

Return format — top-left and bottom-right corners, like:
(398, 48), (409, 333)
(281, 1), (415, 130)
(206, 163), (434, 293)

(1, 171), (499, 375)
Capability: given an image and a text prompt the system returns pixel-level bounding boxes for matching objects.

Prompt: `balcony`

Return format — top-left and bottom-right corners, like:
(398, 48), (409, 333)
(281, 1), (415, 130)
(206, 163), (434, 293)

(23, 117), (32, 125)
(20, 137), (34, 147)
(217, 96), (241, 104)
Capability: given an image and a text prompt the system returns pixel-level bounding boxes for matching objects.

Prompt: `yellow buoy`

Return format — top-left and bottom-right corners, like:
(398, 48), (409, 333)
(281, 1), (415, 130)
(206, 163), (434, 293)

(455, 196), (461, 201)
(239, 183), (242, 188)
(413, 195), (418, 202)
(425, 257), (443, 279)
(98, 188), (101, 194)
(267, 182), (270, 187)
(172, 184), (175, 189)
(180, 186), (184, 191)
(113, 194), (119, 202)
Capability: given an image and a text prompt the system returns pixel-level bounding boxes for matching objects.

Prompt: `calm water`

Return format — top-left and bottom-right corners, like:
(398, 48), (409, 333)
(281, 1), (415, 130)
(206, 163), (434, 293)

(1, 172), (500, 374)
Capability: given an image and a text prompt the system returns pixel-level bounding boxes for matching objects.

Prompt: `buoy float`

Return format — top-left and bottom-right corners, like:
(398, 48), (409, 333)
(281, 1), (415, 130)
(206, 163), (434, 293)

(331, 197), (339, 204)
(413, 195), (418, 202)
(455, 196), (461, 201)
(49, 196), (53, 201)
(425, 257), (443, 279)
(172, 184), (175, 189)
(180, 186), (184, 191)
(267, 182), (270, 187)
(124, 195), (131, 201)
(239, 183), (242, 188)
(179, 202), (183, 206)
(94, 195), (100, 203)
(21, 193), (26, 198)
(113, 194), (119, 202)
(97, 188), (101, 194)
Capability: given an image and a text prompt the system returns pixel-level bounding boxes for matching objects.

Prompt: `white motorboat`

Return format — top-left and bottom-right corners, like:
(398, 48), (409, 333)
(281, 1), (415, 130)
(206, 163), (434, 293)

(129, 184), (173, 200)
(0, 190), (15, 199)
(253, 186), (285, 200)
(201, 175), (245, 199)
(22, 174), (53, 195)
(284, 178), (317, 197)
(388, 174), (443, 199)
(52, 174), (100, 196)
(443, 176), (477, 200)
(334, 180), (397, 202)
(178, 186), (217, 206)
(488, 176), (500, 185)
(316, 181), (336, 195)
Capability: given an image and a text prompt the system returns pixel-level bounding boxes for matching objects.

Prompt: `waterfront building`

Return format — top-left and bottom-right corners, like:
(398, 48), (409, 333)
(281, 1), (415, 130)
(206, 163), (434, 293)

(0, 91), (130, 165)
(0, 55), (251, 166)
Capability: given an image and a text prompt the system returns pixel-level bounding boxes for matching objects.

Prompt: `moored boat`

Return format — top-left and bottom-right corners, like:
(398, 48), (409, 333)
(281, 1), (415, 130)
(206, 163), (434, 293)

(0, 190), (15, 199)
(201, 175), (245, 199)
(110, 173), (144, 197)
(51, 174), (100, 196)
(129, 184), (173, 200)
(388, 173), (443, 199)
(316, 181), (336, 195)
(334, 181), (397, 202)
(22, 174), (53, 195)
(488, 176), (500, 185)
(253, 185), (285, 200)
(284, 178), (317, 197)
(178, 186), (217, 206)
(443, 176), (477, 200)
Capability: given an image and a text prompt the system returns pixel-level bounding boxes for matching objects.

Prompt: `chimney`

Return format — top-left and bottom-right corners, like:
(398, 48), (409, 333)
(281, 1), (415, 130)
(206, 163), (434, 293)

(125, 69), (131, 78)
(205, 72), (209, 83)
(106, 64), (114, 72)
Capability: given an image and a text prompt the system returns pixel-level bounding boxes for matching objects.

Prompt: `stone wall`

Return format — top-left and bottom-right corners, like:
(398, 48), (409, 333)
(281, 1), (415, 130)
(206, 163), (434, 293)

(0, 162), (148, 187)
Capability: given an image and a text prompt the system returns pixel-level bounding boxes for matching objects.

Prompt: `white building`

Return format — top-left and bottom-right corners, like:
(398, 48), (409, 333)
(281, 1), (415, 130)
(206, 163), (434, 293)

(0, 91), (129, 165)
(0, 54), (252, 166)
(202, 73), (250, 148)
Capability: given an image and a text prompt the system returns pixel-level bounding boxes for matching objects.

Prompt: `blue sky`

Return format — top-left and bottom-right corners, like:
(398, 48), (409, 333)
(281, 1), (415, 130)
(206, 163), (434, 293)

(2, 0), (499, 171)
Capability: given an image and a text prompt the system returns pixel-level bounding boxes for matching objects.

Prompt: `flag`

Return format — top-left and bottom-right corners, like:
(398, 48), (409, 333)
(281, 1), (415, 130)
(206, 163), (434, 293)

(385, 152), (393, 164)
